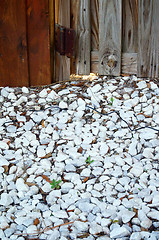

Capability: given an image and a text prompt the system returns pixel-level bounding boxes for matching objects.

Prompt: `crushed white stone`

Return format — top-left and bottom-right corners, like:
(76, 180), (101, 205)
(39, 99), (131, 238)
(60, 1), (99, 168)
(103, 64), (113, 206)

(0, 76), (159, 239)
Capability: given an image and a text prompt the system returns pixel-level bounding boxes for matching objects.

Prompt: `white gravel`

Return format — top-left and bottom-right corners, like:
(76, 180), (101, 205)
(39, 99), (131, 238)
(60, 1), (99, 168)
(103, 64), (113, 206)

(0, 75), (159, 240)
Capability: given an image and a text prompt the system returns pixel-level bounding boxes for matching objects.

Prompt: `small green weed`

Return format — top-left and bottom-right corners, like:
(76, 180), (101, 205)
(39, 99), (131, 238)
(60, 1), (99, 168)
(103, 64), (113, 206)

(110, 219), (119, 223)
(109, 97), (114, 105)
(50, 179), (62, 189)
(85, 156), (94, 165)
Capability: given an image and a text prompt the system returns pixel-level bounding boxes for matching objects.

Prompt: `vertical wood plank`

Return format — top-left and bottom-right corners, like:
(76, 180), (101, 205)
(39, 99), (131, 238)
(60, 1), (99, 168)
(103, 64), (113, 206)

(55, 0), (70, 81)
(91, 0), (99, 51)
(98, 0), (122, 76)
(27, 0), (51, 86)
(0, 0), (29, 87)
(49, 0), (55, 82)
(122, 0), (138, 53)
(138, 0), (159, 78)
(90, 0), (99, 73)
(71, 0), (91, 75)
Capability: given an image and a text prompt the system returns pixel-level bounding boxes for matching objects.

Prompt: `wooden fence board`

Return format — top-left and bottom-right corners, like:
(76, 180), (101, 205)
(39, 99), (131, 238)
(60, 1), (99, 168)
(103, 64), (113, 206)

(91, 51), (137, 75)
(55, 0), (70, 81)
(27, 0), (51, 86)
(122, 53), (137, 75)
(138, 0), (159, 78)
(122, 0), (138, 53)
(0, 0), (28, 87)
(71, 0), (91, 75)
(99, 0), (122, 76)
(49, 0), (55, 82)
(91, 0), (99, 51)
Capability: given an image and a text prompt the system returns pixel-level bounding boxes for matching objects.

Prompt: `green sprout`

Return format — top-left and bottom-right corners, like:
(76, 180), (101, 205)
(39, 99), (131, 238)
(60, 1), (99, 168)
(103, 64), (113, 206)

(50, 179), (62, 189)
(109, 97), (114, 105)
(85, 156), (94, 165)
(110, 219), (119, 223)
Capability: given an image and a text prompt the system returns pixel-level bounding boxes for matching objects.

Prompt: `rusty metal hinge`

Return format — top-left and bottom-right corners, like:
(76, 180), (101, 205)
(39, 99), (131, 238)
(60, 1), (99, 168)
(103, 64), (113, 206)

(55, 24), (75, 58)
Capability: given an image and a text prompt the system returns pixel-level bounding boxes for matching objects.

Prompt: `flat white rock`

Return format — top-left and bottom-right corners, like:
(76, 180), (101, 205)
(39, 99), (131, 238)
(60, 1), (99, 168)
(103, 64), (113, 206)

(59, 101), (68, 109)
(143, 148), (154, 158)
(0, 155), (9, 166)
(137, 81), (147, 89)
(39, 89), (48, 98)
(77, 98), (86, 110)
(74, 221), (88, 232)
(147, 210), (159, 220)
(48, 230), (60, 240)
(16, 178), (29, 192)
(26, 225), (37, 234)
(128, 140), (138, 155)
(130, 163), (143, 177)
(80, 168), (91, 177)
(120, 210), (136, 223)
(0, 193), (13, 206)
(37, 147), (46, 158)
(110, 226), (130, 238)
(52, 210), (68, 218)
(22, 86), (29, 93)
(130, 232), (142, 240)
(0, 141), (9, 150)
(56, 152), (69, 162)
(61, 182), (74, 193)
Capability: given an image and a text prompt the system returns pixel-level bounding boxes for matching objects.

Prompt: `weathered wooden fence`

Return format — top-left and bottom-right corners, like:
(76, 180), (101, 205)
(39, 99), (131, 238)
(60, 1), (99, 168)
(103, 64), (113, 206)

(0, 0), (159, 87)
(56, 0), (159, 81)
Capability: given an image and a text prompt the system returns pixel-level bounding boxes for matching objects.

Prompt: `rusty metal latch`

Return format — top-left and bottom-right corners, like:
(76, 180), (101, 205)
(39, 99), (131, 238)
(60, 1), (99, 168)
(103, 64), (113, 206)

(55, 24), (75, 58)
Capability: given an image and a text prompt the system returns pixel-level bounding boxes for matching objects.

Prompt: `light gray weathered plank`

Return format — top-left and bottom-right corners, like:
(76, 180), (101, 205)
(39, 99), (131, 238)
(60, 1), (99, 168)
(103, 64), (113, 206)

(98, 0), (122, 76)
(55, 0), (70, 81)
(71, 0), (91, 75)
(138, 0), (159, 78)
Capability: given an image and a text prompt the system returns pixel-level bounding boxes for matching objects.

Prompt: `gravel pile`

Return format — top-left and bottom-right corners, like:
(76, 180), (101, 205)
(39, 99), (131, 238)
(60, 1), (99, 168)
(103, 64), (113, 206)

(0, 75), (159, 240)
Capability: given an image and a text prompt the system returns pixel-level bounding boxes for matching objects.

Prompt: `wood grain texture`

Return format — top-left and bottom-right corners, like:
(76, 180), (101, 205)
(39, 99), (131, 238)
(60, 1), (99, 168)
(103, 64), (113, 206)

(91, 50), (98, 73)
(99, 0), (122, 76)
(0, 0), (29, 87)
(122, 53), (137, 75)
(91, 0), (99, 51)
(71, 0), (91, 75)
(49, 0), (55, 82)
(122, 0), (138, 53)
(27, 0), (51, 86)
(138, 0), (159, 77)
(91, 51), (137, 75)
(55, 0), (70, 81)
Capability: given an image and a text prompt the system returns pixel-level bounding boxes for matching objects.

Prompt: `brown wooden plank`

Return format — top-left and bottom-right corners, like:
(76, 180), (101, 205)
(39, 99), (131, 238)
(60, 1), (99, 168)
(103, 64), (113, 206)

(71, 0), (91, 75)
(91, 0), (99, 51)
(27, 0), (51, 86)
(49, 0), (55, 82)
(122, 0), (138, 53)
(98, 0), (122, 76)
(55, 0), (70, 81)
(0, 0), (29, 87)
(138, 0), (159, 78)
